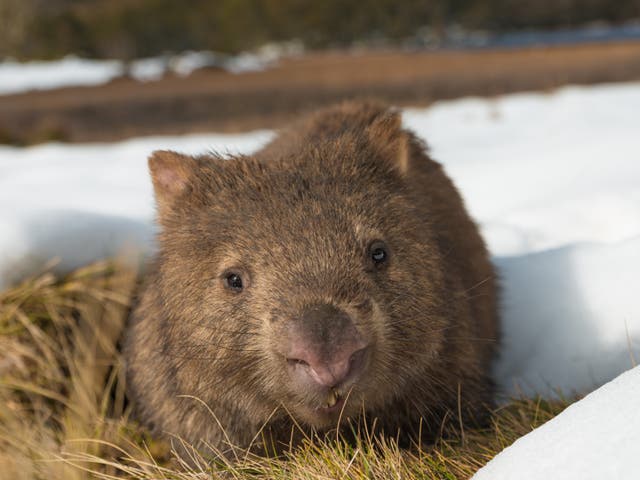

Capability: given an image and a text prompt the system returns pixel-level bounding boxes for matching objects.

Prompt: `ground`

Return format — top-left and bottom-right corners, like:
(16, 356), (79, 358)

(0, 263), (570, 479)
(1, 41), (640, 145)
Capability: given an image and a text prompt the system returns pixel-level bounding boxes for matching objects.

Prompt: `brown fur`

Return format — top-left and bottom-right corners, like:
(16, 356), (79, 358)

(123, 101), (499, 456)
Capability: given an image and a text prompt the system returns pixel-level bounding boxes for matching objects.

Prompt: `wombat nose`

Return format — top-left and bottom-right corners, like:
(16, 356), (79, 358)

(285, 303), (369, 388)
(287, 346), (367, 388)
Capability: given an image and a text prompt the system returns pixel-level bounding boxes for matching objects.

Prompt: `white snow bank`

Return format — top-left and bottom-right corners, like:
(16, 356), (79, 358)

(0, 42), (304, 95)
(0, 56), (124, 95)
(474, 365), (640, 480)
(0, 52), (245, 95)
(0, 132), (272, 287)
(404, 82), (640, 256)
(495, 238), (640, 398)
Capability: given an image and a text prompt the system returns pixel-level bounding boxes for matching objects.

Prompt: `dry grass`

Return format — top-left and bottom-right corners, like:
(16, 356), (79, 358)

(0, 262), (571, 479)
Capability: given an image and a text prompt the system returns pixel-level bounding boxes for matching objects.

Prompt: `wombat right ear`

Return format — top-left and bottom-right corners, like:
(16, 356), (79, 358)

(366, 110), (410, 176)
(148, 150), (198, 214)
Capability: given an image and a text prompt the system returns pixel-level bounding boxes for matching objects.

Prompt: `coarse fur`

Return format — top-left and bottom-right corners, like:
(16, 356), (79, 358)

(124, 101), (499, 457)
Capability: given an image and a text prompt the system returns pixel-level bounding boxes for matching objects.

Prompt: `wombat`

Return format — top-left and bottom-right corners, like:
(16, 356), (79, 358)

(124, 101), (498, 456)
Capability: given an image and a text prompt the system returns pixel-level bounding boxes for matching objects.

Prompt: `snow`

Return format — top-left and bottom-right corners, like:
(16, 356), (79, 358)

(0, 56), (124, 95)
(0, 43), (303, 95)
(403, 84), (640, 256)
(473, 365), (640, 480)
(0, 52), (232, 95)
(0, 81), (639, 478)
(494, 239), (639, 399)
(0, 132), (272, 287)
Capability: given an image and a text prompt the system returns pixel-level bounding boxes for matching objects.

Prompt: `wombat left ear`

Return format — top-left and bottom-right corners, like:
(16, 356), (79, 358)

(148, 150), (198, 215)
(367, 110), (410, 176)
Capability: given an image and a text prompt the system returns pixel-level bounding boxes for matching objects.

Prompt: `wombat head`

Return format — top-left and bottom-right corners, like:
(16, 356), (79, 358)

(149, 108), (450, 430)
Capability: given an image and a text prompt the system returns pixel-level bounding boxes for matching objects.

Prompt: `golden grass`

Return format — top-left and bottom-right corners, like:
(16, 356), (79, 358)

(0, 262), (571, 479)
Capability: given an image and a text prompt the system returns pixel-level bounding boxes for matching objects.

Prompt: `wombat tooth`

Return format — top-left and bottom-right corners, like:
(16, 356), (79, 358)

(327, 390), (338, 407)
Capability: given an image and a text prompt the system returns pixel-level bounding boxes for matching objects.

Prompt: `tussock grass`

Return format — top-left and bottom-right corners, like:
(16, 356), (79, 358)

(0, 262), (570, 479)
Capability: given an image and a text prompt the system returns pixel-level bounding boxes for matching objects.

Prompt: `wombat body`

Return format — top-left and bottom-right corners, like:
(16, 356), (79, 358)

(124, 102), (498, 456)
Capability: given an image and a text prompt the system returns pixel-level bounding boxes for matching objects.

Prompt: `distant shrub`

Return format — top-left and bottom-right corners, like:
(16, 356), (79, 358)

(2, 0), (640, 60)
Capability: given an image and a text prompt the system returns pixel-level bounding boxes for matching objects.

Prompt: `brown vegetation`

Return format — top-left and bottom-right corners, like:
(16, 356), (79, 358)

(0, 262), (569, 479)
(4, 0), (639, 60)
(1, 41), (640, 145)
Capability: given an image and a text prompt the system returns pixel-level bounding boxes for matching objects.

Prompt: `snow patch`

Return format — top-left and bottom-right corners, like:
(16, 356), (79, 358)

(474, 365), (640, 480)
(0, 56), (124, 95)
(0, 42), (304, 95)
(0, 131), (272, 286)
(495, 238), (640, 399)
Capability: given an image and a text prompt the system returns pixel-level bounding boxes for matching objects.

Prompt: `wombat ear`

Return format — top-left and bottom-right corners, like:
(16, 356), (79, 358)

(148, 150), (198, 214)
(367, 110), (410, 176)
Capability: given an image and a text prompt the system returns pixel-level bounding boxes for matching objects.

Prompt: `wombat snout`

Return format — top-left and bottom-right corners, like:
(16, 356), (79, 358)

(284, 303), (370, 389)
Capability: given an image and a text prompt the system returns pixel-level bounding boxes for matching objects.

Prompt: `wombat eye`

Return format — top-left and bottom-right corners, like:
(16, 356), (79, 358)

(369, 241), (389, 266)
(223, 272), (244, 292)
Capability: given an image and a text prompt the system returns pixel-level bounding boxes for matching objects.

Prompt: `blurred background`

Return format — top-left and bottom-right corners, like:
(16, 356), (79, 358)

(0, 0), (639, 452)
(1, 5), (640, 480)
(1, 0), (639, 144)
